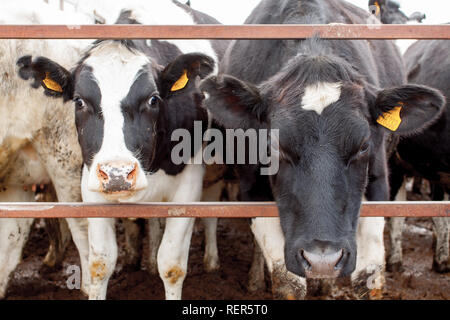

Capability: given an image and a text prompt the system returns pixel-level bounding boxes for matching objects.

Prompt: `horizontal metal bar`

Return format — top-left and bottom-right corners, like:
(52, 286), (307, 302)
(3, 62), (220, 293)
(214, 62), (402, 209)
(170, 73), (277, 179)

(0, 202), (448, 218)
(0, 24), (448, 40)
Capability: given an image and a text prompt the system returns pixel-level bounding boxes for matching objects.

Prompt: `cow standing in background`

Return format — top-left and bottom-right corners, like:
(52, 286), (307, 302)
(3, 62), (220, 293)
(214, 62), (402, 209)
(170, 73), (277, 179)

(0, 0), (96, 299)
(18, 0), (229, 300)
(366, 0), (449, 274)
(388, 39), (450, 273)
(201, 0), (445, 299)
(368, 0), (426, 24)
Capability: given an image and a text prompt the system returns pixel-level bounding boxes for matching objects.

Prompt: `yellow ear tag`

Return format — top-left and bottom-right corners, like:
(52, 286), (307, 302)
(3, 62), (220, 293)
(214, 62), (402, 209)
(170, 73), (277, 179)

(374, 1), (381, 15)
(377, 103), (403, 132)
(170, 70), (189, 92)
(42, 72), (63, 93)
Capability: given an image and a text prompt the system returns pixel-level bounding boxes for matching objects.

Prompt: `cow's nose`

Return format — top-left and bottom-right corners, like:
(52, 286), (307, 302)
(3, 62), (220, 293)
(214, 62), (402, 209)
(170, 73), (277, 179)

(97, 161), (138, 193)
(298, 241), (346, 279)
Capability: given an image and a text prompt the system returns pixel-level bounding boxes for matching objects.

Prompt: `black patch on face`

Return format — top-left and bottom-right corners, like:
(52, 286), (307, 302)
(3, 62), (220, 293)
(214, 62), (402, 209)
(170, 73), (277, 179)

(121, 66), (161, 172)
(157, 78), (209, 176)
(120, 63), (209, 176)
(120, 53), (213, 176)
(73, 65), (104, 167)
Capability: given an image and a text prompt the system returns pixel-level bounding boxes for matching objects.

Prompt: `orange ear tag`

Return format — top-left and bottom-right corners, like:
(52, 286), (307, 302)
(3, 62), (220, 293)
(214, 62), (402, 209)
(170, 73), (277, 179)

(42, 72), (63, 93)
(377, 103), (403, 132)
(171, 70), (189, 92)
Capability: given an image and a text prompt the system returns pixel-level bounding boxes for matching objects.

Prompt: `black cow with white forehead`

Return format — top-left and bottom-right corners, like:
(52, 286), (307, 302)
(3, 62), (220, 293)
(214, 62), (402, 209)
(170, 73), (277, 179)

(201, 0), (444, 298)
(17, 1), (226, 300)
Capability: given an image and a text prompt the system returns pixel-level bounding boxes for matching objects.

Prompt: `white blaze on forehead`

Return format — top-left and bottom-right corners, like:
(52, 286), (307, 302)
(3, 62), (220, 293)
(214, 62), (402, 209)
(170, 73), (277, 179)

(301, 82), (342, 115)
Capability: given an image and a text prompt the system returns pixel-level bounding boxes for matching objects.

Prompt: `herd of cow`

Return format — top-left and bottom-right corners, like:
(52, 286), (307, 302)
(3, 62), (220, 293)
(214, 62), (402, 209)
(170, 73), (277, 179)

(0, 0), (448, 300)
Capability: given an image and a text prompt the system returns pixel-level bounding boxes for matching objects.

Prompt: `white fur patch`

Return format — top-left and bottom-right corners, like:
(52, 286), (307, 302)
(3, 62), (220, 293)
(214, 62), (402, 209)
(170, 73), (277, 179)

(301, 82), (342, 115)
(250, 218), (286, 273)
(352, 217), (385, 284)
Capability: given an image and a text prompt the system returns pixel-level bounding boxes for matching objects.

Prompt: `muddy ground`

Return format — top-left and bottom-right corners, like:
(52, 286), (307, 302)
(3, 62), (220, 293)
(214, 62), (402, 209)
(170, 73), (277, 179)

(4, 210), (449, 300)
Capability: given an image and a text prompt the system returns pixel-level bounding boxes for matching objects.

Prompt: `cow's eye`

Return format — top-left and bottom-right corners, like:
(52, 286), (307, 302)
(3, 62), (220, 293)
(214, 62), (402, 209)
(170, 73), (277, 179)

(347, 141), (370, 167)
(74, 97), (86, 110)
(358, 141), (370, 157)
(148, 95), (160, 107)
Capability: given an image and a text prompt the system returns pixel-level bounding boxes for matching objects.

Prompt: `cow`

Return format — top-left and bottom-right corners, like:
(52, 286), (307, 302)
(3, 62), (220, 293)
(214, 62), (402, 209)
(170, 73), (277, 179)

(0, 0), (102, 299)
(17, 0), (229, 300)
(366, 0), (447, 275)
(200, 0), (445, 299)
(387, 39), (450, 273)
(368, 0), (426, 24)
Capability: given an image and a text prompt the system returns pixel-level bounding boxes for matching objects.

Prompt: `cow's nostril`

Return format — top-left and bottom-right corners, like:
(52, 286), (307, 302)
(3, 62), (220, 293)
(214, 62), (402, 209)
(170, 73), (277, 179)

(127, 164), (138, 181)
(97, 165), (109, 182)
(300, 249), (312, 270)
(334, 249), (346, 270)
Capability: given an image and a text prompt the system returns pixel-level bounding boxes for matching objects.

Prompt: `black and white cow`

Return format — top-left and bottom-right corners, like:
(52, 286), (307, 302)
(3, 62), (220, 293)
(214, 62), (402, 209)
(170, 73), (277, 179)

(200, 0), (445, 299)
(18, 1), (228, 300)
(388, 39), (449, 273)
(0, 0), (97, 299)
(368, 0), (426, 24)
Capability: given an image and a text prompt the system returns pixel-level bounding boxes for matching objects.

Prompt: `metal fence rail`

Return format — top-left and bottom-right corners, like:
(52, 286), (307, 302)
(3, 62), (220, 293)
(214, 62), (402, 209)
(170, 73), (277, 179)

(0, 24), (449, 40)
(0, 24), (448, 218)
(0, 202), (448, 218)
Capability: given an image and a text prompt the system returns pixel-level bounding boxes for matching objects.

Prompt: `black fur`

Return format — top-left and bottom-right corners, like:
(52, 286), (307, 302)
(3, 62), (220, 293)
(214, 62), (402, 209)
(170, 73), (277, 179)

(201, 0), (445, 278)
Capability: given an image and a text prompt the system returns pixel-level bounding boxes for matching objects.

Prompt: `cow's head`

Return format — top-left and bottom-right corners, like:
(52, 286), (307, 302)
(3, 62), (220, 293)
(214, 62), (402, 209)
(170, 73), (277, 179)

(368, 0), (426, 24)
(201, 53), (445, 278)
(17, 40), (214, 202)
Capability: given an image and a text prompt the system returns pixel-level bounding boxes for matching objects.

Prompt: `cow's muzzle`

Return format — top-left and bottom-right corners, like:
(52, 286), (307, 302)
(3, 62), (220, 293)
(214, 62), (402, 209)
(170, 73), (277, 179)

(297, 240), (348, 279)
(97, 161), (139, 193)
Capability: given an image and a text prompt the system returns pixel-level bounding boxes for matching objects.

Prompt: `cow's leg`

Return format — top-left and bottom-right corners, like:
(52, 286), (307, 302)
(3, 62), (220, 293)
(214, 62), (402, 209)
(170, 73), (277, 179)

(0, 218), (34, 299)
(157, 160), (204, 299)
(88, 218), (117, 300)
(122, 218), (143, 270)
(250, 217), (306, 300)
(432, 217), (450, 273)
(158, 217), (195, 300)
(351, 217), (385, 300)
(202, 218), (220, 273)
(148, 218), (163, 275)
(35, 184), (72, 270)
(65, 218), (90, 296)
(200, 179), (224, 273)
(430, 184), (450, 272)
(43, 218), (71, 269)
(248, 239), (266, 292)
(0, 186), (35, 299)
(386, 181), (407, 272)
(386, 217), (405, 272)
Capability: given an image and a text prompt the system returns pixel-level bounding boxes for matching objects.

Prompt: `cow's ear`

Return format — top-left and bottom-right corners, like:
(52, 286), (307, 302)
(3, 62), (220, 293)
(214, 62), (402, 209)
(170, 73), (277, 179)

(17, 55), (74, 101)
(368, 0), (384, 14)
(371, 84), (445, 135)
(159, 53), (215, 95)
(200, 74), (268, 130)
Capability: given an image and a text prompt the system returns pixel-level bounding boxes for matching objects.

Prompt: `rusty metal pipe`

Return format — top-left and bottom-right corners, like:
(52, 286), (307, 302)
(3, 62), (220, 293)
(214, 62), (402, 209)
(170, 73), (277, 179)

(0, 202), (448, 218)
(0, 24), (448, 40)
